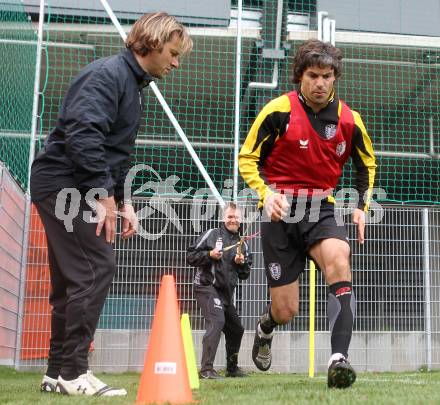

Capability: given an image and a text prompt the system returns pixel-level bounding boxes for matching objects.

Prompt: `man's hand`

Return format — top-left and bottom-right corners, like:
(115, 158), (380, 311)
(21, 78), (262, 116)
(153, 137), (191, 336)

(264, 193), (289, 222)
(209, 248), (223, 260)
(95, 196), (117, 243)
(352, 208), (366, 244)
(119, 203), (138, 240)
(234, 253), (245, 265)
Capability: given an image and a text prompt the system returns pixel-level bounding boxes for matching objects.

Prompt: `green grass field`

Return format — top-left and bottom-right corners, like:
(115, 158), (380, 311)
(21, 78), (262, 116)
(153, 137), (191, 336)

(1, 366), (440, 405)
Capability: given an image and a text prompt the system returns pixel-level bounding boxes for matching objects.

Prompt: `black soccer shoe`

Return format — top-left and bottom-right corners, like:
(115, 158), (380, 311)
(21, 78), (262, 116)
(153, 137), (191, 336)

(199, 369), (224, 380)
(327, 356), (356, 388)
(251, 325), (273, 371)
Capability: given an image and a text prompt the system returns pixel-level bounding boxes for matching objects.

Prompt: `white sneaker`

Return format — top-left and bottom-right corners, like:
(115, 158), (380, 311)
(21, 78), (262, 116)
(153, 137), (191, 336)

(86, 370), (127, 396)
(40, 375), (58, 392)
(56, 371), (127, 396)
(56, 374), (91, 396)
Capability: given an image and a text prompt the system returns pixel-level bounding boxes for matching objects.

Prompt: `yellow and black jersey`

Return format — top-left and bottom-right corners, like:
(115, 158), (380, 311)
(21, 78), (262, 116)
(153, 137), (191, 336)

(238, 91), (376, 210)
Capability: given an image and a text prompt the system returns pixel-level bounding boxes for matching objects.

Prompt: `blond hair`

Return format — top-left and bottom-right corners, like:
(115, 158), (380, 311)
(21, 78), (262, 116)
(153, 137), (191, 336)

(126, 12), (193, 56)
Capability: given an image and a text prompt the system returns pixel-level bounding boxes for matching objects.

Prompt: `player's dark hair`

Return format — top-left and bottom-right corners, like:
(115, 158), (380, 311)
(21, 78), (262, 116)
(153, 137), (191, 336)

(291, 39), (342, 83)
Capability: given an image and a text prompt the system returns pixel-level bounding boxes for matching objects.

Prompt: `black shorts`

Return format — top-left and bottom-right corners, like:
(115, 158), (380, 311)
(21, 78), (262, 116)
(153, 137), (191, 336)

(261, 199), (349, 287)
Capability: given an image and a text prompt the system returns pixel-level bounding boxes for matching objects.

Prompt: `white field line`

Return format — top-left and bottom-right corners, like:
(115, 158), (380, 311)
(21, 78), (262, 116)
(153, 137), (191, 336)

(309, 375), (437, 385)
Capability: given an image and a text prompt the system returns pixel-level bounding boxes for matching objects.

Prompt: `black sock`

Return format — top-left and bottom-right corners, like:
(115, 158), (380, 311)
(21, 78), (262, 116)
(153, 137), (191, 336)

(328, 281), (355, 357)
(46, 371), (59, 379)
(259, 304), (278, 334)
(60, 372), (80, 381)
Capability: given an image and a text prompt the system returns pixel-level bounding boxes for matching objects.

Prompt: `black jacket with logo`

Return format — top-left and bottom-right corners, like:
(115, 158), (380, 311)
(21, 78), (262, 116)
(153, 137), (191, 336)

(30, 49), (153, 203)
(187, 223), (252, 304)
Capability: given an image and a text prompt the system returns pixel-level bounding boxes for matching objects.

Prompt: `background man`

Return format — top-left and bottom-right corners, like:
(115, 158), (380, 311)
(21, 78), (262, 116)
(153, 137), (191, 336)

(31, 12), (192, 396)
(239, 39), (376, 389)
(187, 203), (252, 379)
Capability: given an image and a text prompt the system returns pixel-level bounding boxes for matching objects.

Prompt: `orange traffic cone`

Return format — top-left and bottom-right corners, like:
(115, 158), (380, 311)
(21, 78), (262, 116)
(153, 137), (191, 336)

(136, 275), (193, 404)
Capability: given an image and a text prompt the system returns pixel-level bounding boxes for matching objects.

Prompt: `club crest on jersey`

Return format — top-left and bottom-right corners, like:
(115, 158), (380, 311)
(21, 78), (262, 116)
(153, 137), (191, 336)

(336, 141), (346, 157)
(268, 263), (282, 280)
(299, 139), (309, 149)
(213, 298), (223, 309)
(324, 124), (337, 139)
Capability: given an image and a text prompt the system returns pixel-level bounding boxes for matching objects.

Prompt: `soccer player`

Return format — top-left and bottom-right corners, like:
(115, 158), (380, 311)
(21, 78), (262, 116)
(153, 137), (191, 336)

(31, 12), (192, 396)
(238, 39), (376, 388)
(187, 203), (252, 379)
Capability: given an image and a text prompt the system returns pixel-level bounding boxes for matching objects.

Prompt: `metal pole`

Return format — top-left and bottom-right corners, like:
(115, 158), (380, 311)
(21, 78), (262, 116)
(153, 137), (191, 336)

(248, 0), (283, 89)
(318, 11), (335, 45)
(429, 116), (435, 156)
(317, 11), (328, 41)
(99, 0), (225, 208)
(329, 19), (336, 46)
(423, 207), (432, 371)
(15, 0), (46, 369)
(233, 0), (243, 201)
(247, 61), (279, 89)
(308, 260), (316, 378)
(5, 133), (440, 159)
(0, 38), (95, 50)
(323, 17), (330, 43)
(149, 82), (225, 207)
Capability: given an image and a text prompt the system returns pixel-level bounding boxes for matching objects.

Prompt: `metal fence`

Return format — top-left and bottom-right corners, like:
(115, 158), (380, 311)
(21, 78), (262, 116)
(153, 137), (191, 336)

(0, 163), (25, 366)
(1, 0), (440, 374)
(17, 199), (440, 373)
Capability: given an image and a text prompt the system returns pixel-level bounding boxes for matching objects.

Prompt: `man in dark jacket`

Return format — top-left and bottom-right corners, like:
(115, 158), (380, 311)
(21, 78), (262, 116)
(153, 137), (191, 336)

(32, 12), (192, 396)
(187, 202), (252, 379)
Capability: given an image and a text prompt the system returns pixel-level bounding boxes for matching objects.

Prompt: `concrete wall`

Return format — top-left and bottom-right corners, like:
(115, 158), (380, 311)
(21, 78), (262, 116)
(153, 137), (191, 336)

(23, 0), (231, 26)
(0, 163), (26, 365)
(82, 330), (429, 374)
(318, 0), (440, 36)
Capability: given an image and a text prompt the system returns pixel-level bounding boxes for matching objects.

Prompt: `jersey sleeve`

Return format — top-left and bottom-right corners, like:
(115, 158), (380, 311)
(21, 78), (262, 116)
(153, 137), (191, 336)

(238, 95), (291, 207)
(350, 110), (377, 211)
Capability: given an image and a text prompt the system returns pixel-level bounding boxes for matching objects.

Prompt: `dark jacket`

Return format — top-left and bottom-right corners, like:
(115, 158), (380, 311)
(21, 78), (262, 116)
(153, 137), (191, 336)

(187, 224), (252, 304)
(30, 49), (153, 203)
